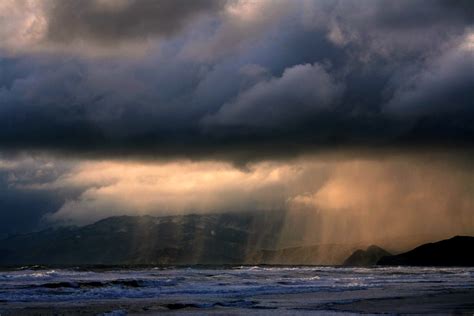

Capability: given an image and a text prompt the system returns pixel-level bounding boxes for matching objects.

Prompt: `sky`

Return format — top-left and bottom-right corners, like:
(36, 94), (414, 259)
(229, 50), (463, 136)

(0, 0), (473, 244)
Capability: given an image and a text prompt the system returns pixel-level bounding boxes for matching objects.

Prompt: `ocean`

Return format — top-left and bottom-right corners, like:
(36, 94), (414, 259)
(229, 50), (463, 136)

(0, 266), (473, 315)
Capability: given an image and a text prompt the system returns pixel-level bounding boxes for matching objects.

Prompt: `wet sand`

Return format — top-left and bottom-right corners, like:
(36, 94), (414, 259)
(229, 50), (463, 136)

(1, 288), (473, 315)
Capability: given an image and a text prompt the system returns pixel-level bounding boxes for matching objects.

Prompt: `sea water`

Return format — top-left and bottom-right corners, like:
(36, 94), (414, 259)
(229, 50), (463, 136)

(0, 266), (473, 312)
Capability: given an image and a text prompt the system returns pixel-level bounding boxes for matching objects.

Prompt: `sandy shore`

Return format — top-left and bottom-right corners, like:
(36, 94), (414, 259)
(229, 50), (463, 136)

(1, 288), (473, 315)
(327, 290), (474, 314)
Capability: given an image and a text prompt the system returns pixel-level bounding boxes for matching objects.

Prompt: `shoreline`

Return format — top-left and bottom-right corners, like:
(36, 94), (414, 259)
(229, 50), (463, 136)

(1, 288), (473, 315)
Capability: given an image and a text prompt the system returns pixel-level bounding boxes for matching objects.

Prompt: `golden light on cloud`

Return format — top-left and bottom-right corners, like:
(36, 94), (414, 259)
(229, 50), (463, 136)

(0, 0), (47, 54)
(287, 158), (474, 248)
(42, 159), (316, 224)
(226, 0), (263, 21)
(462, 31), (474, 51)
(8, 154), (467, 250)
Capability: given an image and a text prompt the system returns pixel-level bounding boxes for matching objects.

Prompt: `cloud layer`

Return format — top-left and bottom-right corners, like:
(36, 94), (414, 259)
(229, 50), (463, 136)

(2, 154), (473, 247)
(0, 1), (473, 237)
(45, 0), (226, 44)
(0, 0), (227, 55)
(0, 0), (473, 163)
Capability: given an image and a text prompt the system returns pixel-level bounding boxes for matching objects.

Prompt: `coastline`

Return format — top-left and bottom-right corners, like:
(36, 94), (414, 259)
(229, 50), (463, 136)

(1, 287), (473, 315)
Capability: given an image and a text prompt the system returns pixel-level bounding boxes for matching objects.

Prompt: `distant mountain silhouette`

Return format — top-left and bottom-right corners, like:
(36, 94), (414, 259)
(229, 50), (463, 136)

(343, 245), (391, 266)
(0, 211), (356, 265)
(3, 214), (467, 266)
(378, 236), (474, 266)
(0, 213), (361, 266)
(0, 213), (285, 265)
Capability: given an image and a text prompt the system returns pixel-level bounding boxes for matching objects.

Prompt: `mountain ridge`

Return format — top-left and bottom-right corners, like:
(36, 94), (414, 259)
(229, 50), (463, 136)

(378, 236), (474, 266)
(343, 245), (392, 266)
(1, 214), (472, 266)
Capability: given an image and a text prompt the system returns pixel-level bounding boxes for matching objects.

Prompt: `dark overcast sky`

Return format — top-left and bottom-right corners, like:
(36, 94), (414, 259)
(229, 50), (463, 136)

(0, 0), (473, 161)
(0, 0), (473, 235)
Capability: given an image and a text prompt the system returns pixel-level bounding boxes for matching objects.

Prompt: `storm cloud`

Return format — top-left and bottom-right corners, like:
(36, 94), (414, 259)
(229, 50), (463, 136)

(0, 0), (473, 163)
(2, 153), (473, 248)
(44, 0), (227, 44)
(0, 0), (227, 54)
(0, 0), (474, 237)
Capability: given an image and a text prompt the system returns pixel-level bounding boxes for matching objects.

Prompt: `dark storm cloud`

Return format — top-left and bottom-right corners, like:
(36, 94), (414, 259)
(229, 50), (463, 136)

(386, 46), (474, 117)
(0, 0), (473, 163)
(203, 63), (344, 128)
(44, 0), (227, 44)
(1, 0), (474, 234)
(0, 157), (82, 236)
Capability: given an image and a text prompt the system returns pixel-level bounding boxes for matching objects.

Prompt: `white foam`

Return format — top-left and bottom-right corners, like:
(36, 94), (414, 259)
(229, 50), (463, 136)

(0, 266), (473, 303)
